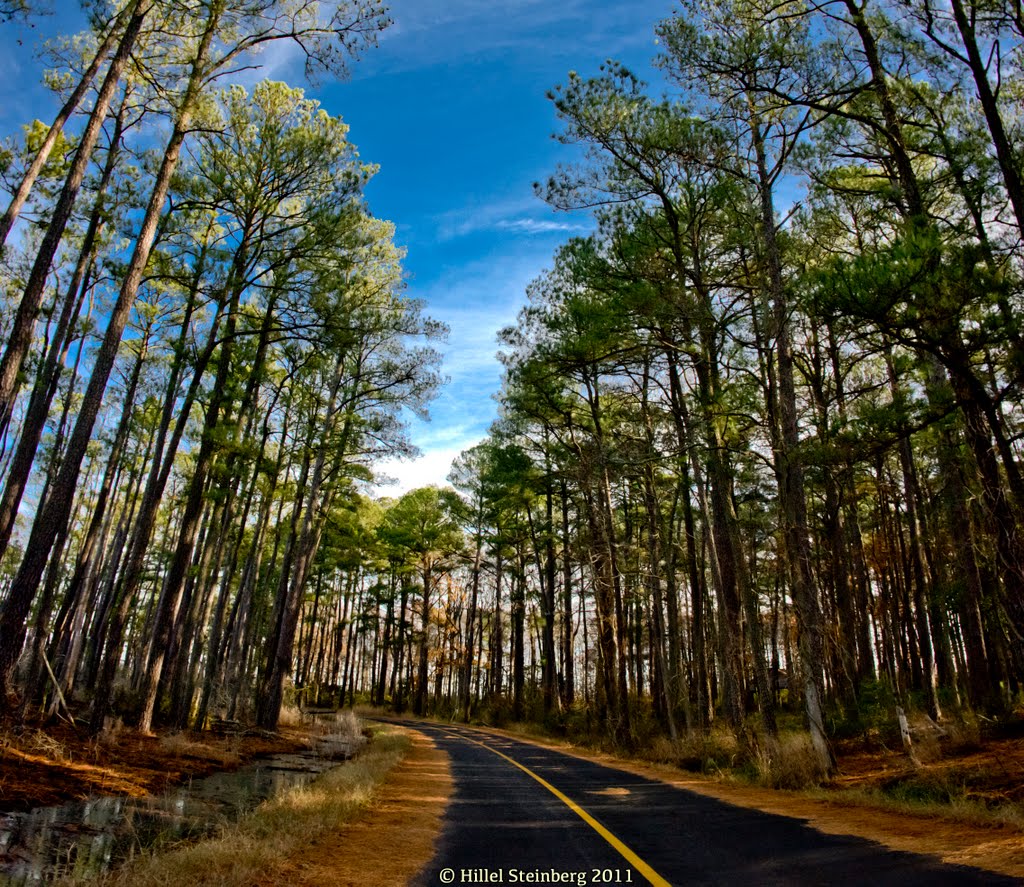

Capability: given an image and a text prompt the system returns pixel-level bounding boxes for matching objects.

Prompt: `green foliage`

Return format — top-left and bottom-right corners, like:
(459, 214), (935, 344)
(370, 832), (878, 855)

(378, 487), (465, 581)
(828, 678), (898, 741)
(21, 119), (73, 179)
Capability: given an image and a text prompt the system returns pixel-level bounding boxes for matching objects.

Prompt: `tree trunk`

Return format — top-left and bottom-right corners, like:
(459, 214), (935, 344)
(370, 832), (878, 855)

(0, 97), (125, 556)
(0, 0), (150, 436)
(0, 3), (218, 707)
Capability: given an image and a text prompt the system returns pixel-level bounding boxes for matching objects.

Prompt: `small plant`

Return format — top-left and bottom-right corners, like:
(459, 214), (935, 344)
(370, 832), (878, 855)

(276, 703), (304, 728)
(331, 708), (362, 741)
(97, 716), (125, 749)
(22, 727), (71, 763)
(828, 678), (898, 743)
(944, 714), (983, 754)
(754, 732), (830, 789)
(883, 773), (955, 805)
(646, 727), (739, 774)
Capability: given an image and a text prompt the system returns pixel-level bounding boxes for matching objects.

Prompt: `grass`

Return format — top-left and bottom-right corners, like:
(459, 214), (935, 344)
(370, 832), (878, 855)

(4, 726), (73, 762)
(156, 732), (242, 767)
(752, 732), (831, 790)
(807, 782), (1024, 832)
(60, 722), (411, 887)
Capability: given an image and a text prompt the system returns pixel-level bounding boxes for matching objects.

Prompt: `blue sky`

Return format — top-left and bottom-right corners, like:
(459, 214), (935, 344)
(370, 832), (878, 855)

(338, 1), (669, 492)
(0, 1), (671, 493)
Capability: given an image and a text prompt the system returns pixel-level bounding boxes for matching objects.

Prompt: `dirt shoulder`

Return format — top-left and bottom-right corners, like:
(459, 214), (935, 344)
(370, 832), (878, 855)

(259, 726), (452, 887)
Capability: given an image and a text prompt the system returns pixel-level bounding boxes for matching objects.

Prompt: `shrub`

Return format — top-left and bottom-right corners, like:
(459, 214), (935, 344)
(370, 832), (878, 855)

(755, 732), (830, 789)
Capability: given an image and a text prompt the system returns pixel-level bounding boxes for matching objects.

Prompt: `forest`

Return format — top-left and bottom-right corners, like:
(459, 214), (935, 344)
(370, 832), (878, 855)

(0, 0), (1023, 787)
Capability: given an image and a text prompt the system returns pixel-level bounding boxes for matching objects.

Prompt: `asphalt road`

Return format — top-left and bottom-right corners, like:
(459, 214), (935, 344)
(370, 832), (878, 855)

(395, 721), (1016, 887)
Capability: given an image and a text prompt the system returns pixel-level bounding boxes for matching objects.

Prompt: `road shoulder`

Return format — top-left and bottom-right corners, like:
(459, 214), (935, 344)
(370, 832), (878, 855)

(264, 725), (452, 887)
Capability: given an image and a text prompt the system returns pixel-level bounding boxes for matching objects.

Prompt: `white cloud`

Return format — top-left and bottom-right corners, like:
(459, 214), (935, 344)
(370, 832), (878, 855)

(412, 420), (480, 449)
(372, 437), (483, 495)
(494, 218), (590, 235)
(355, 0), (658, 79)
(434, 193), (593, 242)
(370, 248), (556, 494)
(418, 249), (551, 377)
(433, 194), (537, 240)
(222, 38), (305, 89)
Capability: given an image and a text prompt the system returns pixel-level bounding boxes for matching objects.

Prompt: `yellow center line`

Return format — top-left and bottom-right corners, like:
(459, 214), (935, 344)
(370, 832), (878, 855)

(439, 726), (672, 887)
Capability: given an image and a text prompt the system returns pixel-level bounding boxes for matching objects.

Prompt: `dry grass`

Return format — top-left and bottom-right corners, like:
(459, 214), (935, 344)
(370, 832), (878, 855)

(2, 726), (73, 762)
(157, 732), (241, 767)
(631, 726), (743, 777)
(643, 728), (828, 789)
(276, 703), (305, 728)
(60, 723), (410, 887)
(311, 707), (362, 741)
(753, 732), (831, 790)
(809, 782), (1024, 832)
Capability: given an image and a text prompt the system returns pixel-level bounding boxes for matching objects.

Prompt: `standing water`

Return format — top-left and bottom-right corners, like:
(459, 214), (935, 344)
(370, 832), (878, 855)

(0, 728), (363, 885)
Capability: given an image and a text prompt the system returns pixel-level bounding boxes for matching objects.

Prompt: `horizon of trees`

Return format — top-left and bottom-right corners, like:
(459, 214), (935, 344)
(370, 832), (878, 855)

(267, 0), (1024, 773)
(1, 0), (1023, 771)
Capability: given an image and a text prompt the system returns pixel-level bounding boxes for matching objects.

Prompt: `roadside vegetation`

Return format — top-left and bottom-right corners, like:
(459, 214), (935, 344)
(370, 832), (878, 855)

(54, 722), (410, 887)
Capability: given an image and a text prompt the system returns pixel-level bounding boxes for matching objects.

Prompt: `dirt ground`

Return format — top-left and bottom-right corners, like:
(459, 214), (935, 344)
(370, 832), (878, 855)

(0, 720), (308, 811)
(259, 728), (453, 887)
(830, 733), (1024, 805)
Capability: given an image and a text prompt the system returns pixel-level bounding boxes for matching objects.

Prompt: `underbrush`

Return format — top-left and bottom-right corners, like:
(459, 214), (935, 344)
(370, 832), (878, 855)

(753, 733), (831, 789)
(316, 707), (362, 741)
(641, 727), (829, 789)
(2, 726), (73, 763)
(157, 732), (242, 767)
(810, 781), (1024, 832)
(66, 722), (410, 887)
(645, 728), (740, 774)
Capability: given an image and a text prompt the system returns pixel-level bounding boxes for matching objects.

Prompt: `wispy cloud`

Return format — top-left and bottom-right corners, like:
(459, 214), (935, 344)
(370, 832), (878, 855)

(494, 218), (590, 235)
(356, 0), (658, 78)
(438, 212), (589, 241)
(378, 247), (557, 489)
(434, 193), (592, 242)
(412, 420), (481, 449)
(224, 39), (305, 88)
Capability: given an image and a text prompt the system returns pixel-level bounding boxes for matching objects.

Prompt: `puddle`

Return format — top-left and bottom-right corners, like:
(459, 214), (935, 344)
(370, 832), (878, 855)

(0, 733), (361, 884)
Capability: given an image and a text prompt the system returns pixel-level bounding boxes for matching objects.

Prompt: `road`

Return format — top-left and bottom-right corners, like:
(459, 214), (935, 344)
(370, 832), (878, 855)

(396, 721), (1016, 887)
